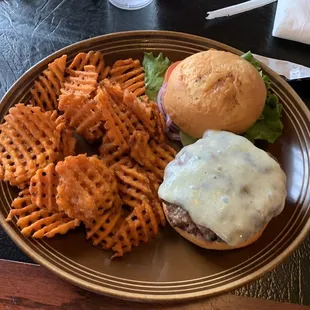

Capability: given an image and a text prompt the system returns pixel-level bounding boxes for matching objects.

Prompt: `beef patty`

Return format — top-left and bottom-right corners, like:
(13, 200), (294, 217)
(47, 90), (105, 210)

(164, 203), (223, 242)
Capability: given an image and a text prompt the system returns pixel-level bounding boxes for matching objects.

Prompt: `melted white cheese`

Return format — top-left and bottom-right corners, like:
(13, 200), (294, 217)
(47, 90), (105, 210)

(158, 130), (287, 246)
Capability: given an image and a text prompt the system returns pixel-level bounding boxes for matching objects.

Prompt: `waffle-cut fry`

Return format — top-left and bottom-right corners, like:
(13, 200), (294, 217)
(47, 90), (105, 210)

(123, 92), (166, 143)
(123, 90), (155, 135)
(99, 134), (137, 172)
(146, 172), (161, 196)
(100, 79), (144, 137)
(109, 58), (145, 97)
(102, 79), (145, 132)
(99, 78), (124, 102)
(122, 90), (166, 143)
(68, 51), (110, 80)
(55, 115), (76, 158)
(17, 181), (31, 190)
(30, 55), (67, 111)
(129, 131), (176, 180)
(29, 163), (58, 213)
(150, 101), (166, 144)
(149, 197), (166, 227)
(103, 80), (164, 142)
(6, 189), (40, 220)
(61, 65), (98, 98)
(2, 50), (177, 258)
(0, 104), (60, 187)
(112, 200), (162, 258)
(115, 165), (153, 204)
(58, 94), (104, 142)
(149, 140), (176, 171)
(20, 212), (79, 238)
(6, 189), (80, 238)
(114, 165), (165, 227)
(95, 87), (129, 150)
(35, 217), (80, 238)
(56, 155), (118, 223)
(128, 130), (161, 177)
(100, 146), (132, 171)
(85, 196), (124, 248)
(59, 127), (76, 159)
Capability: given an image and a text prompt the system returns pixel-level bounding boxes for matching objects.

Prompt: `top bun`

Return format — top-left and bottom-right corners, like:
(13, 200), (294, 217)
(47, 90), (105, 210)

(163, 50), (267, 138)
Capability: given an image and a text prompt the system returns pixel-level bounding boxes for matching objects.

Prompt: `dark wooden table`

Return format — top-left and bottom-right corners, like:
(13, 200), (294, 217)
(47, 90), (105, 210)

(0, 0), (310, 308)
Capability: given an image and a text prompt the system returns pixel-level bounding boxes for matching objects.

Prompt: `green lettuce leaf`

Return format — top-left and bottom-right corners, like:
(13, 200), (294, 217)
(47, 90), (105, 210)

(242, 51), (283, 143)
(241, 51), (261, 71)
(142, 52), (171, 101)
(244, 94), (283, 143)
(180, 131), (198, 146)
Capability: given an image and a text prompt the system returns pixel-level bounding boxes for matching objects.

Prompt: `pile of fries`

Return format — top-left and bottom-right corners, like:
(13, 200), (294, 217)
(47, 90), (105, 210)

(2, 51), (176, 258)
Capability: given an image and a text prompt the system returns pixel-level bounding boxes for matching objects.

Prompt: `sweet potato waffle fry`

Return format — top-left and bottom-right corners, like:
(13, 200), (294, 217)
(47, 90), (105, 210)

(6, 189), (80, 238)
(128, 131), (161, 178)
(85, 196), (124, 248)
(29, 163), (58, 213)
(99, 137), (132, 170)
(99, 78), (124, 101)
(55, 116), (76, 159)
(61, 65), (98, 98)
(109, 58), (145, 96)
(112, 200), (163, 258)
(150, 101), (166, 144)
(115, 164), (165, 223)
(56, 155), (118, 223)
(123, 93), (166, 143)
(30, 55), (67, 111)
(0, 104), (60, 187)
(95, 87), (131, 150)
(58, 94), (104, 142)
(123, 90), (155, 135)
(150, 140), (176, 171)
(102, 79), (147, 132)
(110, 164), (166, 257)
(126, 93), (166, 143)
(129, 130), (176, 180)
(68, 51), (110, 80)
(102, 80), (166, 143)
(3, 50), (177, 259)
(115, 165), (153, 209)
(98, 79), (163, 155)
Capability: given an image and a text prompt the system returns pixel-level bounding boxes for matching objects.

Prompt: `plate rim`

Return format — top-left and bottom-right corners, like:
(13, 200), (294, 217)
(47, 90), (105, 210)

(0, 30), (310, 302)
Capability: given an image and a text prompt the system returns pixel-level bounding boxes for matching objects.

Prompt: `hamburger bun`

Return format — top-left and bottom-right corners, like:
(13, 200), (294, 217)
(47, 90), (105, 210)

(163, 50), (267, 138)
(163, 203), (266, 250)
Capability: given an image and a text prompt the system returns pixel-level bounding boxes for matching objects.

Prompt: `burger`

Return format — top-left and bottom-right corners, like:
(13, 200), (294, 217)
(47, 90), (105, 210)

(158, 130), (287, 250)
(158, 49), (267, 139)
(156, 50), (286, 250)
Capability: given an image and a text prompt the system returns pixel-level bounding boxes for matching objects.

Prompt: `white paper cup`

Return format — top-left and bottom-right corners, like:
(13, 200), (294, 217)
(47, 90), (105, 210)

(109, 0), (153, 10)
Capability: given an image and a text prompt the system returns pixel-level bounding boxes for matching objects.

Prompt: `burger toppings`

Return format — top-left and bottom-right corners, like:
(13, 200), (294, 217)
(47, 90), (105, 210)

(157, 82), (181, 141)
(143, 52), (171, 101)
(142, 51), (283, 145)
(241, 52), (283, 143)
(158, 130), (287, 247)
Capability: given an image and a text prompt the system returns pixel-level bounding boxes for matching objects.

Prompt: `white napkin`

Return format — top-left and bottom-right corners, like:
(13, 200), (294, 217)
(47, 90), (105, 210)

(272, 0), (310, 45)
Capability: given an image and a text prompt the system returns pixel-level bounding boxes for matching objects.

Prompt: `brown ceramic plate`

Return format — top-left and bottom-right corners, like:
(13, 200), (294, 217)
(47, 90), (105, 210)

(0, 31), (309, 302)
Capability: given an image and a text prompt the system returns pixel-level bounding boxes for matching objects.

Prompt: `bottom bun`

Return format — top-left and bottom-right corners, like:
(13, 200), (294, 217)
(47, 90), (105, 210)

(163, 203), (265, 250)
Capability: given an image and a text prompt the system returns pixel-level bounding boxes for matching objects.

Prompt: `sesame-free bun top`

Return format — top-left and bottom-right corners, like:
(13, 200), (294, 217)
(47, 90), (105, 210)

(163, 50), (267, 138)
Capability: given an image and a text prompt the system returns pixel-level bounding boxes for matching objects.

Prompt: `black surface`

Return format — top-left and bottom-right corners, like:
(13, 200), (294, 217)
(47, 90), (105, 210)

(0, 0), (310, 304)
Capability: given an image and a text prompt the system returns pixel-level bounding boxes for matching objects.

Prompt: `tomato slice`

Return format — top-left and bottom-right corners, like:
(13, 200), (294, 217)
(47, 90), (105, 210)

(164, 61), (182, 83)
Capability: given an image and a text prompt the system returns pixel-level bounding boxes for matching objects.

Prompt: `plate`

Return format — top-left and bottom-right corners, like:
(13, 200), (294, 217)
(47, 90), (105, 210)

(0, 31), (310, 302)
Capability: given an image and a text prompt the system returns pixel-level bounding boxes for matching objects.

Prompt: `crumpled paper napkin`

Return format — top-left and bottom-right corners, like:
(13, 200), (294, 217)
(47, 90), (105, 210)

(272, 0), (310, 45)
